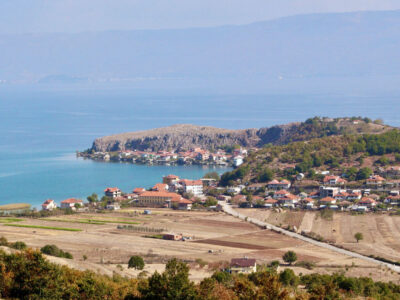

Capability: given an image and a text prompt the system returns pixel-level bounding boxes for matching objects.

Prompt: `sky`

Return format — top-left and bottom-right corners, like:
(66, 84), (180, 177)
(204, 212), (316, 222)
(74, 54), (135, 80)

(1, 0), (400, 34)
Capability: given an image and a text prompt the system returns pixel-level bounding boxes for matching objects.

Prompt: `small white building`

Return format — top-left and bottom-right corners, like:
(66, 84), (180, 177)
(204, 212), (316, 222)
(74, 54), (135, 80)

(233, 156), (244, 167)
(180, 179), (203, 196)
(230, 258), (257, 274)
(60, 198), (83, 209)
(104, 187), (122, 199)
(106, 203), (120, 210)
(41, 199), (57, 211)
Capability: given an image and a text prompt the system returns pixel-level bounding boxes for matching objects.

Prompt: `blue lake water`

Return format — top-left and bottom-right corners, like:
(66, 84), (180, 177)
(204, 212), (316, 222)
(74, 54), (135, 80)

(1, 86), (400, 207)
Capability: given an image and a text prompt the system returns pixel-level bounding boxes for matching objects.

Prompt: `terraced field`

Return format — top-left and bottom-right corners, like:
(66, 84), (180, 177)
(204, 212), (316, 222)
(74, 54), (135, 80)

(238, 209), (400, 262)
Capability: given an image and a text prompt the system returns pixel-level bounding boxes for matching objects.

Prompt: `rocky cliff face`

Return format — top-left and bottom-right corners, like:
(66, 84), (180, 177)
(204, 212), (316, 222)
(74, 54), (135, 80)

(91, 118), (390, 152)
(92, 124), (260, 152)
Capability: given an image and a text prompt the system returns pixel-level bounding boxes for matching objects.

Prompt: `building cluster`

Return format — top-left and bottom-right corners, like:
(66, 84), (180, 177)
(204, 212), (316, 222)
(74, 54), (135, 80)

(226, 173), (400, 212)
(41, 198), (83, 211)
(42, 174), (210, 212)
(87, 147), (250, 167)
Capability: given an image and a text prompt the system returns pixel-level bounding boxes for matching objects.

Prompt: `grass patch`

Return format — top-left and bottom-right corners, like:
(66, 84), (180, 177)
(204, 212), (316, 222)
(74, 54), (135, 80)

(143, 234), (163, 239)
(86, 219), (140, 225)
(41, 218), (106, 225)
(0, 218), (24, 223)
(3, 224), (82, 231)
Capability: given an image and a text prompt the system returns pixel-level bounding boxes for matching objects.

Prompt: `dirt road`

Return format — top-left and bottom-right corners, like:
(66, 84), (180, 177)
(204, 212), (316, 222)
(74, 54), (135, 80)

(220, 202), (400, 273)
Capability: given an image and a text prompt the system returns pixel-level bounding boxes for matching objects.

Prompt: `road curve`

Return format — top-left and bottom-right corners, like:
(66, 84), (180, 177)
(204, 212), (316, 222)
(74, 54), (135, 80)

(220, 202), (400, 273)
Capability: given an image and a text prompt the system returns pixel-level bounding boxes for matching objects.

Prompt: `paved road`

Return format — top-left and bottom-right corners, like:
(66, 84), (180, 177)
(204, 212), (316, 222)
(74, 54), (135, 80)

(220, 202), (400, 273)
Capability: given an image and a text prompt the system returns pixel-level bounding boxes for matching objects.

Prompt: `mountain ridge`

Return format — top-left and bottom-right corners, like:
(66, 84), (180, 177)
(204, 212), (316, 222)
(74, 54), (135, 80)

(91, 117), (391, 152)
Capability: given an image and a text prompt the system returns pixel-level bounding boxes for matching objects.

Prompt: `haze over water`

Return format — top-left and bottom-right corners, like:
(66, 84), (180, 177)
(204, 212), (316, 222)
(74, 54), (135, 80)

(1, 87), (400, 207)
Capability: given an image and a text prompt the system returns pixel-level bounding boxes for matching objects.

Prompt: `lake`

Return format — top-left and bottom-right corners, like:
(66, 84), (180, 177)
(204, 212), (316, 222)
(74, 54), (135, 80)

(1, 86), (399, 207)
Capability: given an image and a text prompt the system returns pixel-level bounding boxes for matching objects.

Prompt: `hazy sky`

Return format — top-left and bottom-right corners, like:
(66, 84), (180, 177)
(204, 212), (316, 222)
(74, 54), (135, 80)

(1, 0), (400, 34)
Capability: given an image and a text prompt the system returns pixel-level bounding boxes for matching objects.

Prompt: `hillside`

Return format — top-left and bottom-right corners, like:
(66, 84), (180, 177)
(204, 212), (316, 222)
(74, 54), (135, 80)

(91, 117), (389, 152)
(220, 128), (400, 185)
(1, 10), (400, 88)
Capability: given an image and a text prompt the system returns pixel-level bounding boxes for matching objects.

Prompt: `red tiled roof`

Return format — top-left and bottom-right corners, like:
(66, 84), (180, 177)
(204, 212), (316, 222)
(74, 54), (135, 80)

(180, 179), (202, 186)
(104, 187), (120, 192)
(152, 183), (168, 191)
(275, 190), (288, 195)
(164, 174), (180, 179)
(42, 199), (54, 205)
(61, 198), (83, 204)
(133, 188), (146, 194)
(140, 191), (182, 202)
(265, 198), (278, 204)
(320, 197), (336, 202)
(231, 258), (256, 268)
(179, 199), (193, 204)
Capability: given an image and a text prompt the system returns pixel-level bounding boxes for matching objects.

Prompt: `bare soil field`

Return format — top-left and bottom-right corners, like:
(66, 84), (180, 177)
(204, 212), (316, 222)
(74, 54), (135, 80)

(1, 208), (399, 283)
(238, 208), (400, 263)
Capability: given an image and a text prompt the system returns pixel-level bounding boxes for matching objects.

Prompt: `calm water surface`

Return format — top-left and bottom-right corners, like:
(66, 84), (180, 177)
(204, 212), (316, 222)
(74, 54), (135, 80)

(1, 87), (399, 207)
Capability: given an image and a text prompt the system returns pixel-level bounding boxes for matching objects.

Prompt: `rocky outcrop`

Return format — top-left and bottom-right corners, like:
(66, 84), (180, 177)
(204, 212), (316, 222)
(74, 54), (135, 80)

(92, 124), (260, 152)
(91, 118), (391, 152)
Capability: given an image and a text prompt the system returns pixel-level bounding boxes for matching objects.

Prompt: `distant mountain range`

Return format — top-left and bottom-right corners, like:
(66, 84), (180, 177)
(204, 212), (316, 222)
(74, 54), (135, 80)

(1, 10), (400, 88)
(91, 117), (391, 152)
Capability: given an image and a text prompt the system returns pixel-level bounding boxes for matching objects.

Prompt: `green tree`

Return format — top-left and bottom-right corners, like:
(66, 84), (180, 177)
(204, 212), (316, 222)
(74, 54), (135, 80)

(279, 269), (299, 287)
(203, 172), (220, 181)
(11, 241), (27, 250)
(356, 167), (372, 181)
(86, 193), (98, 203)
(140, 258), (197, 300)
(354, 232), (363, 243)
(282, 251), (297, 265)
(258, 168), (274, 182)
(128, 255), (145, 270)
(204, 196), (218, 207)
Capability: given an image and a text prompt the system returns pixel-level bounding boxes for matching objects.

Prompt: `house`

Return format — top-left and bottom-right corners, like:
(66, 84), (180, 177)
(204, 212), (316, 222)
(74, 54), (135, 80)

(334, 192), (349, 201)
(227, 186), (241, 195)
(319, 197), (336, 205)
(104, 187), (122, 199)
(278, 194), (299, 206)
(247, 183), (266, 192)
(323, 175), (347, 186)
(366, 175), (386, 186)
(385, 195), (400, 205)
(180, 179), (203, 196)
(299, 198), (314, 209)
(138, 191), (182, 207)
(264, 198), (278, 208)
(273, 189), (290, 199)
(106, 203), (120, 210)
(233, 156), (244, 167)
(319, 186), (340, 198)
(268, 179), (291, 190)
(163, 233), (182, 241)
(152, 183), (168, 192)
(231, 195), (247, 205)
(133, 187), (146, 195)
(358, 197), (376, 208)
(230, 258), (257, 274)
(41, 199), (57, 211)
(178, 199), (193, 210)
(60, 198), (83, 209)
(347, 191), (362, 201)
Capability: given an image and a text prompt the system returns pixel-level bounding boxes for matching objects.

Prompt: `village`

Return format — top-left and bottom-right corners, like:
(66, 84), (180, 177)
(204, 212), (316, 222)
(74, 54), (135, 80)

(79, 146), (251, 167)
(39, 166), (400, 216)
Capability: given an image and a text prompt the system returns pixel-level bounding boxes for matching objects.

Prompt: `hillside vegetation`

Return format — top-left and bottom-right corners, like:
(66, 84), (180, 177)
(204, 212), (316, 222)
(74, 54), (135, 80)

(1, 249), (400, 299)
(221, 128), (400, 185)
(91, 117), (389, 152)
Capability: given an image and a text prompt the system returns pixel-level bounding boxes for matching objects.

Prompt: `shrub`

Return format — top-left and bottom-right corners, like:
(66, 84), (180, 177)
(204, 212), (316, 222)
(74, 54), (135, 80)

(282, 251), (297, 265)
(11, 241), (27, 250)
(40, 244), (73, 259)
(128, 255), (145, 270)
(279, 269), (299, 286)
